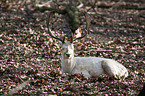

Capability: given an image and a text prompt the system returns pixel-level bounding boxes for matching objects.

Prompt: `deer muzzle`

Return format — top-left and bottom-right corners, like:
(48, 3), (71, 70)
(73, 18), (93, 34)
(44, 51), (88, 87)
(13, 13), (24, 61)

(65, 53), (71, 58)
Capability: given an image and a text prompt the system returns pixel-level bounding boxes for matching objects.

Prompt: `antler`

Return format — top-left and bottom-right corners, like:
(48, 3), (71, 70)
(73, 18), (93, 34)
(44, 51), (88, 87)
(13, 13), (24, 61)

(47, 12), (65, 43)
(73, 12), (89, 41)
(47, 12), (89, 43)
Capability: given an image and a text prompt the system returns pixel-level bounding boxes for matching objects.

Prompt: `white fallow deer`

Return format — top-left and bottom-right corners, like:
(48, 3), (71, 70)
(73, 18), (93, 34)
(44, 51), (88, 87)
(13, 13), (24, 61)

(47, 13), (128, 78)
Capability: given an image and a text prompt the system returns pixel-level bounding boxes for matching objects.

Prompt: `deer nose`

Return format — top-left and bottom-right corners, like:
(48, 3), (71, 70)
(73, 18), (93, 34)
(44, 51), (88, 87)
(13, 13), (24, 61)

(66, 53), (70, 57)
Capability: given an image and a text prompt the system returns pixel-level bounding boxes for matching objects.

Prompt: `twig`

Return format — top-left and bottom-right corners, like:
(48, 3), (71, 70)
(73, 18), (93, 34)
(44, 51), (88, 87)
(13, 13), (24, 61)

(33, 0), (84, 34)
(33, 6), (65, 13)
(35, 0), (53, 7)
(77, 0), (84, 9)
(4, 78), (31, 96)
(95, 50), (130, 54)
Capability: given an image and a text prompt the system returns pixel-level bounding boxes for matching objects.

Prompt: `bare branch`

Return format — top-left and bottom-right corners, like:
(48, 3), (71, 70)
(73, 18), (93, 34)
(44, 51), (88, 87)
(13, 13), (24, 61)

(77, 0), (84, 9)
(4, 79), (30, 96)
(34, 6), (65, 13)
(35, 0), (53, 7)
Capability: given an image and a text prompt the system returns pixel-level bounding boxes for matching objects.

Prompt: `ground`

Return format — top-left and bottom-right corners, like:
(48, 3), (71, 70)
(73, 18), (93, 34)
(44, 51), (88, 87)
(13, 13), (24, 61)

(0, 0), (145, 95)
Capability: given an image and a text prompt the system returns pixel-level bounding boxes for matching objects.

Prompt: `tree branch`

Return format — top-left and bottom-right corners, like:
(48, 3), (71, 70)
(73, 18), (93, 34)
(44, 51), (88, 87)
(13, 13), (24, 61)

(4, 79), (31, 96)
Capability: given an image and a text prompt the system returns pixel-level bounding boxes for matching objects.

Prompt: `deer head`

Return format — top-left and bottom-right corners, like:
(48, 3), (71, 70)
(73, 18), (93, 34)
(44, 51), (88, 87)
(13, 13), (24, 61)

(47, 12), (89, 59)
(61, 41), (74, 59)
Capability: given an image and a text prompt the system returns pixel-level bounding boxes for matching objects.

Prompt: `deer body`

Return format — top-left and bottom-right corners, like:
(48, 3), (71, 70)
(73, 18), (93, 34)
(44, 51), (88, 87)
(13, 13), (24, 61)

(61, 42), (128, 78)
(47, 12), (128, 78)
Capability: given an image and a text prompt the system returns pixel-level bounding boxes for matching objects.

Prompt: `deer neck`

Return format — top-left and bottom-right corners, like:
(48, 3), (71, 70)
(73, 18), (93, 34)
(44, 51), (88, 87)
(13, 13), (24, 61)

(61, 52), (75, 73)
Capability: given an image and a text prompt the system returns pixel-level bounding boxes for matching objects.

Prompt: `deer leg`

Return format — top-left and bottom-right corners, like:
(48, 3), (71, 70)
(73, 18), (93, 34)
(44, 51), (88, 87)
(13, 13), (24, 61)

(101, 60), (128, 78)
(76, 70), (91, 78)
(101, 60), (119, 77)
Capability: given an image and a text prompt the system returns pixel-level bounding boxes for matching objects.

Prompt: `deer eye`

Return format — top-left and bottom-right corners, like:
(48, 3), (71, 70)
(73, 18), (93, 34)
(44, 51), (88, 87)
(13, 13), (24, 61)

(62, 48), (65, 50)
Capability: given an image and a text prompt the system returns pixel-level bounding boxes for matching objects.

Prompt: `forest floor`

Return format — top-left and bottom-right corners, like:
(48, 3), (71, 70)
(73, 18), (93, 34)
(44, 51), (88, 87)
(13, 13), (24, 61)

(0, 0), (145, 95)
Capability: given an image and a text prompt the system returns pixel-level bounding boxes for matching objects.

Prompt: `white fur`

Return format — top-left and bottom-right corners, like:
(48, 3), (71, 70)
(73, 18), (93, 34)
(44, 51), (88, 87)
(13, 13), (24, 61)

(61, 41), (128, 78)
